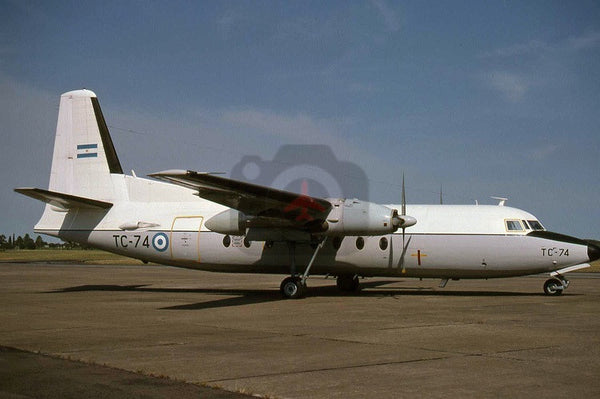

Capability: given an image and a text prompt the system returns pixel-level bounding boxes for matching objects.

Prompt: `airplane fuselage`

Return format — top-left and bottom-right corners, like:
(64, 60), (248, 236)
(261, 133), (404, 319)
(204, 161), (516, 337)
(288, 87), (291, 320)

(34, 174), (592, 280)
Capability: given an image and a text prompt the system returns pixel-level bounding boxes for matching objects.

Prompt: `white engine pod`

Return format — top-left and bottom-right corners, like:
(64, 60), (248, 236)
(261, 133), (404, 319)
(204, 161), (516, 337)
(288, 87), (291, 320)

(205, 199), (402, 237)
(205, 209), (246, 235)
(325, 199), (396, 236)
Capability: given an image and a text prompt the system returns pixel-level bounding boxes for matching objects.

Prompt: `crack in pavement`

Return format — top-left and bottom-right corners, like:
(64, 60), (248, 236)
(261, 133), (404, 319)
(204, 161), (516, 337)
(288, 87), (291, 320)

(204, 356), (452, 383)
(205, 345), (561, 384)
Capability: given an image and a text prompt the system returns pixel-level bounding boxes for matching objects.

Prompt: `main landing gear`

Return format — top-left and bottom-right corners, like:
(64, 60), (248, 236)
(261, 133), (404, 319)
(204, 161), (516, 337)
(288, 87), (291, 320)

(336, 274), (360, 292)
(280, 276), (306, 299)
(280, 239), (327, 299)
(543, 276), (569, 296)
(279, 274), (361, 299)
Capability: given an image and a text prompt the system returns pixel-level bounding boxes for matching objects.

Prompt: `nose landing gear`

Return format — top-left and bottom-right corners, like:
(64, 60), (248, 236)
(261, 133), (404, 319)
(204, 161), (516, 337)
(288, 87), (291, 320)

(543, 277), (568, 296)
(543, 264), (590, 296)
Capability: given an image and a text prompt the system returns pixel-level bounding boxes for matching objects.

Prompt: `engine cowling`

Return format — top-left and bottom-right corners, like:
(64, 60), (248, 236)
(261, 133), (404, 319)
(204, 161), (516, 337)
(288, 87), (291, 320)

(204, 199), (416, 238)
(205, 209), (246, 235)
(324, 198), (405, 236)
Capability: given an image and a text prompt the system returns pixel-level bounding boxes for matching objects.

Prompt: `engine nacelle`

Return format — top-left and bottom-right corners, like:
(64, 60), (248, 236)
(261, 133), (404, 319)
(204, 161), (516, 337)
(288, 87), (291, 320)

(205, 199), (415, 239)
(205, 209), (246, 235)
(324, 199), (399, 236)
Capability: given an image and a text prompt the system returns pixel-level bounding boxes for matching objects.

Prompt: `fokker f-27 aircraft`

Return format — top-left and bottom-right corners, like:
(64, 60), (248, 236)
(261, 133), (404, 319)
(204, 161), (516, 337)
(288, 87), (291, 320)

(15, 90), (600, 298)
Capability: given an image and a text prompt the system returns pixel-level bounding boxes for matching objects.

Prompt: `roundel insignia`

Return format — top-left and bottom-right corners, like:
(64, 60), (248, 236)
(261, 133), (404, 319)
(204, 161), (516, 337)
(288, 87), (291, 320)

(152, 233), (169, 252)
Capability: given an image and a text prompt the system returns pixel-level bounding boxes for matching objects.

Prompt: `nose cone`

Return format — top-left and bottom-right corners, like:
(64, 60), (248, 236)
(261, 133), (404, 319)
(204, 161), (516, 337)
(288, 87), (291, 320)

(588, 242), (600, 262)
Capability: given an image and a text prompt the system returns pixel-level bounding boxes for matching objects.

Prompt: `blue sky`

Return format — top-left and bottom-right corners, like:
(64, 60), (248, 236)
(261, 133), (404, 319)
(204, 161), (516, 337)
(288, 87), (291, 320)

(1, 0), (599, 239)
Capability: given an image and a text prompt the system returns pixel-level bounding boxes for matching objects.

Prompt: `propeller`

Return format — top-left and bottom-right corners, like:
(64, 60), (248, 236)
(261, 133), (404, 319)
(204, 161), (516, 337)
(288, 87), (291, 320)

(391, 175), (417, 233)
(390, 174), (417, 273)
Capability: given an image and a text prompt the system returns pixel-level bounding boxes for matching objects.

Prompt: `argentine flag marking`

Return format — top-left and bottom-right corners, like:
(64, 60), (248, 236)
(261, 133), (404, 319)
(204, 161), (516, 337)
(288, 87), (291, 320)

(77, 143), (98, 158)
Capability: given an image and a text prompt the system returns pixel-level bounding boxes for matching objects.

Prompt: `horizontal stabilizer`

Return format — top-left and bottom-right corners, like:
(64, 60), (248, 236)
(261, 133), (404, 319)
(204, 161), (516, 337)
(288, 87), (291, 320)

(14, 187), (113, 210)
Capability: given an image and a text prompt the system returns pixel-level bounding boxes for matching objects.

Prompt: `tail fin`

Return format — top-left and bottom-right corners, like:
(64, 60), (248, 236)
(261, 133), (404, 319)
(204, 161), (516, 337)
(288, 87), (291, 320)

(49, 89), (123, 200)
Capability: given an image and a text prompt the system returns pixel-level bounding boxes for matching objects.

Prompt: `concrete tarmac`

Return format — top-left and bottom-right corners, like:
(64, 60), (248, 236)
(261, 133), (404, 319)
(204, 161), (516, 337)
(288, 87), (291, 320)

(1, 263), (599, 398)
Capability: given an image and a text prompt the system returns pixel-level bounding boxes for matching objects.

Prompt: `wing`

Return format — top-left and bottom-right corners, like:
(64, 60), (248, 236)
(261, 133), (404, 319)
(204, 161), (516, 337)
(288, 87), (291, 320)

(149, 169), (332, 228)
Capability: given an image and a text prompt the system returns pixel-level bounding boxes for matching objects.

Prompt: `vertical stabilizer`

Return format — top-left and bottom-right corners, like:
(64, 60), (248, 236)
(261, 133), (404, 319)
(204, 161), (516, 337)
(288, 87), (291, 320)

(49, 89), (123, 200)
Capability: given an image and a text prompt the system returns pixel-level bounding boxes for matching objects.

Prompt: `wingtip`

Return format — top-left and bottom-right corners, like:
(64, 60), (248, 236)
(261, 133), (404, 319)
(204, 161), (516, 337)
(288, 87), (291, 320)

(148, 169), (226, 178)
(148, 169), (189, 177)
(14, 187), (40, 195)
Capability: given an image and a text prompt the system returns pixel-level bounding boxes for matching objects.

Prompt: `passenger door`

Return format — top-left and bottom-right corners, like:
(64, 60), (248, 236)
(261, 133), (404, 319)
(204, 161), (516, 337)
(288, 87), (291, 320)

(170, 216), (203, 262)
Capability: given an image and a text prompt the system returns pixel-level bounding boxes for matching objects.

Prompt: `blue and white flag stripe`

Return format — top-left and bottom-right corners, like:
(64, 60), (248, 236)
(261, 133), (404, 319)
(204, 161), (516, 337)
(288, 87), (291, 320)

(76, 143), (98, 158)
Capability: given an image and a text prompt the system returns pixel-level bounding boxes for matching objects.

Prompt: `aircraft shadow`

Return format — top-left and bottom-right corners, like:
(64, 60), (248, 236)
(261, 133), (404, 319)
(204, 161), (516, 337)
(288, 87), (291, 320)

(44, 280), (555, 310)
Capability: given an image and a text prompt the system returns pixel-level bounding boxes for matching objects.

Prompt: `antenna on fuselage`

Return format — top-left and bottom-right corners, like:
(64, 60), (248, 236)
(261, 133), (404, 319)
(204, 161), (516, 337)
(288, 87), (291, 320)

(439, 184), (443, 205)
(491, 196), (508, 206)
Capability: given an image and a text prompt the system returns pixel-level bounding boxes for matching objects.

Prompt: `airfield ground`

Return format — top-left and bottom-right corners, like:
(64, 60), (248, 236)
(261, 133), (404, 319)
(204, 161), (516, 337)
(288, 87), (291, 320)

(0, 262), (599, 398)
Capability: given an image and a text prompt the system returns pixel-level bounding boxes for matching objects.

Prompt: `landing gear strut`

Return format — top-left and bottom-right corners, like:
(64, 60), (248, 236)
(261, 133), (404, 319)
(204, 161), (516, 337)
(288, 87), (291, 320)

(280, 238), (327, 299)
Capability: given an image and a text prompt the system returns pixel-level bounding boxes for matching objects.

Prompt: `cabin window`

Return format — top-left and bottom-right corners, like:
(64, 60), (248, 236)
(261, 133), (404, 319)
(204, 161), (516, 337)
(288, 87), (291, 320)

(223, 235), (231, 247)
(379, 237), (388, 250)
(356, 237), (364, 250)
(505, 220), (524, 231)
(528, 220), (545, 231)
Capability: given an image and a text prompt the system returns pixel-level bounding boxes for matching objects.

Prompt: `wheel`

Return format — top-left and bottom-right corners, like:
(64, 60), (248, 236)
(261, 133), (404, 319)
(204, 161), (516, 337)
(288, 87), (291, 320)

(280, 277), (305, 299)
(543, 278), (564, 296)
(336, 274), (360, 292)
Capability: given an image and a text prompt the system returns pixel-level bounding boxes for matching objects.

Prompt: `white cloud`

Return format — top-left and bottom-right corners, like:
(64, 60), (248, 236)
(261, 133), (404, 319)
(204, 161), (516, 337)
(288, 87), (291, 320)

(482, 31), (600, 58)
(531, 144), (559, 161)
(565, 31), (600, 51)
(0, 73), (58, 235)
(480, 31), (600, 102)
(485, 71), (529, 102)
(370, 0), (401, 32)
(221, 108), (341, 144)
(216, 9), (248, 40)
(481, 40), (549, 58)
(346, 81), (379, 94)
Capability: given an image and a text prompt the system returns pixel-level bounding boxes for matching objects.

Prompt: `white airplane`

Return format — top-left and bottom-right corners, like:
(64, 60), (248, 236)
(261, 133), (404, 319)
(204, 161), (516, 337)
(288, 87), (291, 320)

(15, 89), (600, 298)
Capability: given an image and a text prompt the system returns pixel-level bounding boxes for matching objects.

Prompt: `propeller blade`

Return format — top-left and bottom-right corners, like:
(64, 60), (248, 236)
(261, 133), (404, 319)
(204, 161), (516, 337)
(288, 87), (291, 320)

(401, 173), (406, 216)
(391, 174), (416, 230)
(388, 234), (394, 269)
(398, 235), (412, 274)
(402, 226), (405, 272)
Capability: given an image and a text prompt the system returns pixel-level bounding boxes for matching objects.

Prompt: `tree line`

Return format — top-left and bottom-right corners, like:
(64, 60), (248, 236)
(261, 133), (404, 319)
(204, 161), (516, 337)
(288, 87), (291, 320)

(0, 234), (84, 250)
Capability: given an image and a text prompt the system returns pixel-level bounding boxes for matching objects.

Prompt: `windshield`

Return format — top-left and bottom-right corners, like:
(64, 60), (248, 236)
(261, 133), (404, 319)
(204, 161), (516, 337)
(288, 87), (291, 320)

(527, 220), (545, 231)
(505, 220), (524, 231)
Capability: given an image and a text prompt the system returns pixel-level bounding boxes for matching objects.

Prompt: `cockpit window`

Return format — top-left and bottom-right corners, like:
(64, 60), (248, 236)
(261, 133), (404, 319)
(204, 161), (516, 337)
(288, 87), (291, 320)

(527, 220), (545, 231)
(505, 220), (524, 231)
(522, 220), (530, 230)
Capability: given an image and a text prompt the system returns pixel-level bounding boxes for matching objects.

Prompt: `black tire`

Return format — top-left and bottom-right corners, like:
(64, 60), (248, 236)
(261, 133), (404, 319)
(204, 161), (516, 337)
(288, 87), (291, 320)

(336, 274), (360, 292)
(543, 278), (564, 296)
(280, 277), (305, 299)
